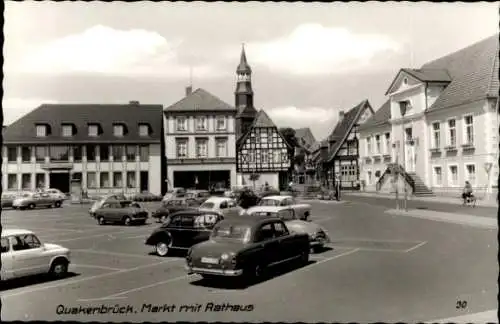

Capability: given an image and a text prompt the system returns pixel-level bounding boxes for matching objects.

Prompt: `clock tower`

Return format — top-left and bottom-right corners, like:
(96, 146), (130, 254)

(235, 44), (258, 138)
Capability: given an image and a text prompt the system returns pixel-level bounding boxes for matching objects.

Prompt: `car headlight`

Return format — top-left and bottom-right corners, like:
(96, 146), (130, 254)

(221, 253), (230, 260)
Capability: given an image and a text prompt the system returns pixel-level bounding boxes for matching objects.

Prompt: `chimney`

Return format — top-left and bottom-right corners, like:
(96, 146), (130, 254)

(338, 110), (345, 121)
(185, 86), (193, 96)
(129, 101), (140, 105)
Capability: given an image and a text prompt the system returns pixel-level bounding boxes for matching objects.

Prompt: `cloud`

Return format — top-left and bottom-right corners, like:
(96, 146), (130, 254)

(10, 25), (223, 78)
(240, 23), (402, 75)
(2, 98), (59, 125)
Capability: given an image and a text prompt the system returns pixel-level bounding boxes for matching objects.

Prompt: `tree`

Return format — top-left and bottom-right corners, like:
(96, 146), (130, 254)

(248, 173), (260, 189)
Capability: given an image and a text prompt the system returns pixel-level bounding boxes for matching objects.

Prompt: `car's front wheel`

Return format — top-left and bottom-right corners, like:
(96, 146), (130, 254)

(28, 203), (35, 209)
(123, 216), (132, 226)
(54, 201), (62, 208)
(97, 216), (105, 225)
(50, 258), (69, 278)
(155, 242), (170, 257)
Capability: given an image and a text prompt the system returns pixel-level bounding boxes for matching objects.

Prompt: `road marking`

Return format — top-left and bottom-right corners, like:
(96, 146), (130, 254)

(403, 241), (428, 253)
(332, 238), (425, 244)
(102, 274), (194, 299)
(1, 259), (181, 299)
(53, 228), (153, 242)
(330, 245), (406, 253)
(71, 264), (125, 271)
(119, 235), (148, 240)
(72, 249), (159, 260)
(291, 248), (360, 276)
(3, 226), (82, 233)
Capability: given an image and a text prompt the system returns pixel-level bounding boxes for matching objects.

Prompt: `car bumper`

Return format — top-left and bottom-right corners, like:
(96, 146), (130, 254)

(310, 236), (330, 246)
(185, 266), (243, 277)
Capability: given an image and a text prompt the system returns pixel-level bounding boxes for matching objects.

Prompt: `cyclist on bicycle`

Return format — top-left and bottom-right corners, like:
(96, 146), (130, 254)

(462, 181), (473, 204)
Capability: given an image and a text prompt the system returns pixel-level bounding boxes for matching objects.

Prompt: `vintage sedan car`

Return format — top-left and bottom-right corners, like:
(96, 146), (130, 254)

(199, 197), (245, 218)
(44, 188), (67, 200)
(12, 192), (64, 210)
(162, 187), (187, 202)
(89, 193), (127, 217)
(257, 195), (311, 220)
(1, 191), (22, 208)
(94, 200), (148, 225)
(145, 210), (224, 256)
(1, 229), (71, 281)
(132, 191), (162, 202)
(185, 216), (310, 281)
(151, 197), (201, 223)
(244, 206), (330, 253)
(185, 190), (211, 204)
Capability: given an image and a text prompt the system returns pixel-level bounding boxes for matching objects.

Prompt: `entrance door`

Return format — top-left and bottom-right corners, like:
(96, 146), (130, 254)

(404, 127), (415, 172)
(49, 172), (70, 193)
(140, 172), (149, 192)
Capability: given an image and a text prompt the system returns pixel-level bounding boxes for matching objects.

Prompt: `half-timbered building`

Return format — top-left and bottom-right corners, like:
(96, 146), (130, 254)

(318, 100), (374, 190)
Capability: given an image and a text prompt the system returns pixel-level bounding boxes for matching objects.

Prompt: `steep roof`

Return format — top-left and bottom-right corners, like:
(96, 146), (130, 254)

(422, 34), (499, 112)
(3, 103), (163, 144)
(236, 45), (252, 74)
(164, 88), (236, 113)
(294, 127), (317, 150)
(237, 109), (292, 149)
(402, 68), (451, 82)
(324, 100), (373, 162)
(358, 100), (392, 131)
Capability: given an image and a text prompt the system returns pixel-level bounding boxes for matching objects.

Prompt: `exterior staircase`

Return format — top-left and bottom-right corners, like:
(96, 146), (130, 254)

(406, 172), (435, 197)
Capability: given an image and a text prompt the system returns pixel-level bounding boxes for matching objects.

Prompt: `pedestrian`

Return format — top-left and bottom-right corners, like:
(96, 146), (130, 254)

(335, 175), (341, 201)
(462, 181), (473, 205)
(264, 182), (270, 192)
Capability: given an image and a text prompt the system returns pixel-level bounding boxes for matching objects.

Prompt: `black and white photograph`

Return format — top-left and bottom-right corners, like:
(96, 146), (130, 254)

(1, 1), (499, 322)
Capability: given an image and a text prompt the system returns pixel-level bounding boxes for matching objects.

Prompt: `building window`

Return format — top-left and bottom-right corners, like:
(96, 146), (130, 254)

(86, 144), (96, 161)
(433, 166), (442, 186)
(126, 145), (137, 161)
(62, 125), (73, 137)
(448, 165), (458, 186)
(35, 146), (47, 162)
(100, 172), (110, 188)
(113, 124), (124, 137)
(7, 146), (17, 162)
(375, 135), (381, 154)
(216, 116), (226, 131)
(404, 127), (413, 142)
(21, 146), (32, 163)
(399, 100), (412, 116)
(88, 125), (99, 137)
(139, 124), (149, 137)
(196, 117), (207, 131)
(87, 172), (97, 188)
(21, 174), (31, 190)
(36, 125), (47, 137)
(35, 173), (45, 189)
(432, 122), (440, 148)
(49, 146), (70, 161)
(195, 138), (208, 158)
(139, 145), (149, 162)
(447, 119), (456, 147)
(73, 145), (82, 162)
(366, 137), (372, 155)
(261, 149), (269, 163)
(8, 174), (17, 190)
(464, 115), (474, 145)
(112, 145), (124, 161)
(72, 172), (82, 181)
(100, 145), (109, 161)
(176, 117), (187, 131)
(465, 164), (476, 185)
(384, 133), (391, 154)
(127, 171), (136, 188)
(216, 138), (227, 157)
(113, 172), (123, 188)
(176, 139), (188, 158)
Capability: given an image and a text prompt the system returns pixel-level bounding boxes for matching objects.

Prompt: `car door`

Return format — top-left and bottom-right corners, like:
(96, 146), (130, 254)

(254, 222), (281, 267)
(272, 220), (294, 260)
(165, 214), (182, 247)
(109, 202), (125, 222)
(177, 214), (197, 248)
(1, 237), (14, 280)
(192, 212), (220, 245)
(40, 193), (52, 206)
(10, 234), (47, 277)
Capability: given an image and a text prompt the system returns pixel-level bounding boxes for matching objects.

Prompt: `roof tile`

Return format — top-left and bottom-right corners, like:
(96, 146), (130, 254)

(164, 88), (236, 113)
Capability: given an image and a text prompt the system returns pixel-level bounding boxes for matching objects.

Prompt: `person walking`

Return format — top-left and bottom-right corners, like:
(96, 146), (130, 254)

(462, 181), (473, 205)
(334, 175), (341, 201)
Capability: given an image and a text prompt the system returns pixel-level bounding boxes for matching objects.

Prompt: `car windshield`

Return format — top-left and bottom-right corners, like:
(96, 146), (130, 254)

(258, 199), (279, 206)
(211, 224), (251, 243)
(200, 202), (214, 209)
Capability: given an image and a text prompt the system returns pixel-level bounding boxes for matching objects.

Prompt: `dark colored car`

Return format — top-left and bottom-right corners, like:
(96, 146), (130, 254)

(94, 200), (148, 226)
(145, 210), (225, 256)
(185, 216), (310, 282)
(151, 197), (201, 223)
(132, 191), (162, 202)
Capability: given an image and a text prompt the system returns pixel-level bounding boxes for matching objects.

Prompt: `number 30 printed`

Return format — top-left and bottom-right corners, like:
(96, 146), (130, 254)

(456, 300), (468, 309)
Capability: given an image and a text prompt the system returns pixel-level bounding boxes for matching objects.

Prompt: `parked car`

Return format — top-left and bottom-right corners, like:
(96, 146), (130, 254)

(185, 190), (211, 204)
(94, 200), (148, 226)
(258, 188), (281, 199)
(1, 191), (21, 208)
(257, 195), (311, 220)
(185, 216), (310, 281)
(12, 192), (64, 210)
(151, 197), (201, 223)
(89, 193), (127, 217)
(132, 191), (162, 202)
(44, 188), (67, 200)
(1, 229), (71, 281)
(244, 206), (330, 253)
(145, 210), (225, 256)
(162, 188), (186, 202)
(199, 197), (245, 218)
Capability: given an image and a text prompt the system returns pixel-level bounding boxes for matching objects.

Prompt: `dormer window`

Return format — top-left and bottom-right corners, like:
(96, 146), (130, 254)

(36, 124), (48, 137)
(113, 124), (125, 137)
(62, 124), (75, 137)
(88, 124), (100, 137)
(403, 77), (408, 85)
(139, 123), (150, 137)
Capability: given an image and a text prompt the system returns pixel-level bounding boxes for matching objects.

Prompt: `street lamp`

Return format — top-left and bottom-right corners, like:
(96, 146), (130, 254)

(399, 101), (409, 211)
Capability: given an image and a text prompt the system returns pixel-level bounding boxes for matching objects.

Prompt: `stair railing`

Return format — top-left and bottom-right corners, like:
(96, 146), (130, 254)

(375, 163), (416, 194)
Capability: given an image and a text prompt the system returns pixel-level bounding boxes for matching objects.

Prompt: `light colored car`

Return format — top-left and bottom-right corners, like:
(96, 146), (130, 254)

(1, 229), (71, 281)
(44, 188), (67, 200)
(198, 197), (244, 218)
(12, 192), (64, 210)
(162, 187), (186, 202)
(244, 206), (330, 253)
(89, 193), (127, 216)
(257, 195), (311, 220)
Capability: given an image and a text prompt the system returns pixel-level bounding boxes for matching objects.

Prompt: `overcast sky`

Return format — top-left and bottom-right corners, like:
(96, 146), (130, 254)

(3, 2), (498, 139)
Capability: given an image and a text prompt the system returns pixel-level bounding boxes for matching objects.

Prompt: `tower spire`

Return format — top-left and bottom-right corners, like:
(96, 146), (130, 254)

(237, 43), (252, 74)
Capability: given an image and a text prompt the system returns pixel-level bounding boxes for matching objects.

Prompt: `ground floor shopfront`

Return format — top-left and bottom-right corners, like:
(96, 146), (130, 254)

(166, 159), (237, 190)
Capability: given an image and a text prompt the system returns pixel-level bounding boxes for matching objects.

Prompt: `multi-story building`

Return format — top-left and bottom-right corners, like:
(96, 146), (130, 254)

(359, 34), (499, 196)
(2, 102), (165, 196)
(163, 87), (237, 190)
(234, 46), (291, 189)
